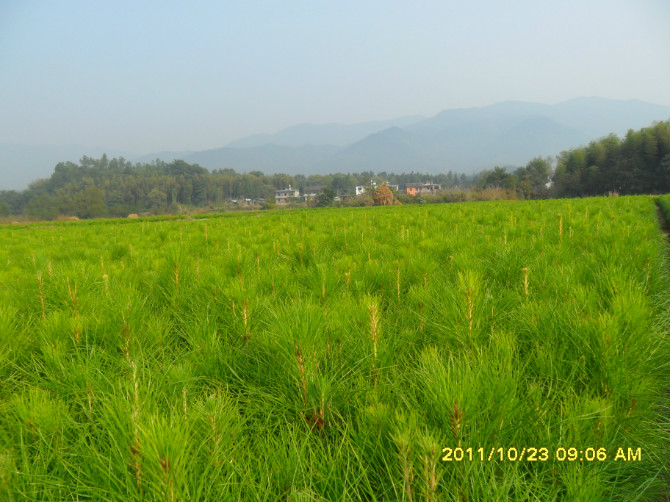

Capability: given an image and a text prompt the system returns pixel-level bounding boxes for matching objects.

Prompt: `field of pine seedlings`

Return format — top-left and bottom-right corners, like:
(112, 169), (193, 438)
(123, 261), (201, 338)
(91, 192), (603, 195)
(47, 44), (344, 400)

(1, 196), (669, 501)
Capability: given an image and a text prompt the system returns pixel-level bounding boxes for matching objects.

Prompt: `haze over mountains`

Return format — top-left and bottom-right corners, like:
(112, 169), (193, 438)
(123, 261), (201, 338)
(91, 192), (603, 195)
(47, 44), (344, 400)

(1, 97), (668, 191)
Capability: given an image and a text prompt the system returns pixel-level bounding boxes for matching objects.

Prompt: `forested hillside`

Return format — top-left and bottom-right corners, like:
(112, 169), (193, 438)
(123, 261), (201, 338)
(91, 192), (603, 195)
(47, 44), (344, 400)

(553, 120), (670, 196)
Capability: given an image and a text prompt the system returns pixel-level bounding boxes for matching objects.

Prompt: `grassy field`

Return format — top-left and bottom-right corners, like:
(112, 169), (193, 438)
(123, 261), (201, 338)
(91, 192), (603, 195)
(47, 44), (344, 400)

(1, 196), (669, 501)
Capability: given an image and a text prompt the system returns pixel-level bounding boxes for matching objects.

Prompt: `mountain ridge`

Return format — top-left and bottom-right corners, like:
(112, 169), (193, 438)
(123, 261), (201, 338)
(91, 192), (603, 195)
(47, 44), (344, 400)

(1, 97), (668, 190)
(178, 97), (670, 175)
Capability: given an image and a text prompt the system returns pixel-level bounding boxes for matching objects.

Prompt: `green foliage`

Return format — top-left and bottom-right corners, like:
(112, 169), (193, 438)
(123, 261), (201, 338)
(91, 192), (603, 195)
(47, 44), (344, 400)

(480, 166), (518, 190)
(553, 121), (670, 196)
(4, 121), (670, 222)
(0, 156), (480, 220)
(476, 157), (552, 199)
(315, 187), (335, 207)
(0, 194), (669, 500)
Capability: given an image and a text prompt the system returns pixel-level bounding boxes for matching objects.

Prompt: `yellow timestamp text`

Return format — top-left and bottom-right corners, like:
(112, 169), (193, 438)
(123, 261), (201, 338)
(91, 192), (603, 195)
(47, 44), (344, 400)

(441, 446), (642, 462)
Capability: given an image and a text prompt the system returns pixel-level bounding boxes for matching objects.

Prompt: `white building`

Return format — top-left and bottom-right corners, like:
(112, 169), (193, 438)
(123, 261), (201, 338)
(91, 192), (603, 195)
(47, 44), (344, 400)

(355, 180), (378, 196)
(275, 185), (300, 204)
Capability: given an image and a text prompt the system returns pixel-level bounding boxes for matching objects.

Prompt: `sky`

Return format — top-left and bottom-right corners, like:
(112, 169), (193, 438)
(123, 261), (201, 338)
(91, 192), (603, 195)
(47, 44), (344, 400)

(1, 0), (669, 154)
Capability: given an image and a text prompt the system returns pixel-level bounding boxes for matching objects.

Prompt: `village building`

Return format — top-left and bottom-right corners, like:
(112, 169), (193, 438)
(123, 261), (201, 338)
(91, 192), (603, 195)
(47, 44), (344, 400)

(355, 180), (378, 196)
(404, 181), (442, 196)
(302, 185), (326, 201)
(275, 186), (300, 204)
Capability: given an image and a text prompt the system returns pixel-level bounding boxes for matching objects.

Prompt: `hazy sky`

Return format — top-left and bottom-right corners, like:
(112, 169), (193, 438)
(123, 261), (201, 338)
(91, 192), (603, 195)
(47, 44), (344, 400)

(1, 0), (669, 154)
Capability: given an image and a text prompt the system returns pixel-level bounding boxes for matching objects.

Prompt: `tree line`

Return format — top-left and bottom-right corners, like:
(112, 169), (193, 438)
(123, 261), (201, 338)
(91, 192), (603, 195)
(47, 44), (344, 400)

(552, 120), (670, 196)
(0, 156), (474, 219)
(0, 121), (667, 219)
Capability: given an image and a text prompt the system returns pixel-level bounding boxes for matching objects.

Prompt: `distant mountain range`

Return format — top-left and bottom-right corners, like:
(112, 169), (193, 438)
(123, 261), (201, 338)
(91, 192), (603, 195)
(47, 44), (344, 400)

(1, 98), (668, 190)
(139, 97), (670, 176)
(224, 115), (426, 148)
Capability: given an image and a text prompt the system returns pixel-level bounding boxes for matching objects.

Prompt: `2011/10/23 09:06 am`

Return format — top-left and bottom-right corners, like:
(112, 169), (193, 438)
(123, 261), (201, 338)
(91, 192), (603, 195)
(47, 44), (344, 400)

(441, 446), (642, 462)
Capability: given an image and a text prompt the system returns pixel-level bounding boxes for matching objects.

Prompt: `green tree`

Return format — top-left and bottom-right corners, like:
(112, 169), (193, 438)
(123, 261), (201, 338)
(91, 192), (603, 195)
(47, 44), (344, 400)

(481, 167), (517, 190)
(147, 188), (167, 212)
(26, 193), (59, 220)
(74, 185), (107, 218)
(0, 201), (11, 217)
(515, 157), (551, 198)
(315, 187), (335, 207)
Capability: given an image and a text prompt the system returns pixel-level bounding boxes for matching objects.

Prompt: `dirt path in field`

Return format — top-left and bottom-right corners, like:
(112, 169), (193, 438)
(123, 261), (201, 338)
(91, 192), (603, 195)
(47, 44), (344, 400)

(656, 201), (670, 239)
(654, 198), (670, 502)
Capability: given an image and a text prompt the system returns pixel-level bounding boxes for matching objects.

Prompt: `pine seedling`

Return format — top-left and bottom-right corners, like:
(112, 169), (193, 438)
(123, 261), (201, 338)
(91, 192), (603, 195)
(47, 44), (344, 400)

(174, 262), (180, 297)
(160, 456), (175, 502)
(396, 267), (401, 301)
(122, 314), (131, 362)
(242, 300), (250, 345)
(370, 302), (380, 385)
(393, 425), (415, 502)
(86, 381), (93, 411)
(67, 279), (81, 343)
(451, 402), (464, 441)
(66, 279), (79, 317)
(182, 388), (188, 419)
(466, 287), (474, 334)
(418, 302), (425, 333)
(400, 438), (415, 502)
(370, 303), (379, 363)
(522, 267), (530, 298)
(419, 434), (442, 502)
(36, 271), (46, 319)
(458, 271), (482, 338)
(132, 362), (140, 422)
(295, 344), (308, 407)
(207, 412), (220, 464)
